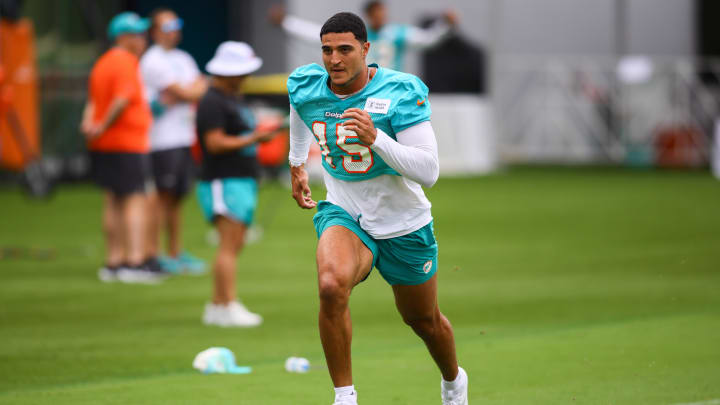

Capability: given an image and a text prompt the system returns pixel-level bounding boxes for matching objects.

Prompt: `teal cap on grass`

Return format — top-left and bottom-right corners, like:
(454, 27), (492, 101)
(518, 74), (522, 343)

(107, 12), (150, 39)
(192, 347), (252, 374)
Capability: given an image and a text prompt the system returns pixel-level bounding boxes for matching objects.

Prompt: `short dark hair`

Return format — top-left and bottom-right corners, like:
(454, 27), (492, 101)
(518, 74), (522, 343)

(363, 1), (384, 15)
(319, 12), (367, 43)
(149, 7), (174, 31)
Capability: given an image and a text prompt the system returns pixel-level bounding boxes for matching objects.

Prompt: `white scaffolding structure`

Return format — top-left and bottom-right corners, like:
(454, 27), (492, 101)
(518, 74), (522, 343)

(492, 56), (720, 166)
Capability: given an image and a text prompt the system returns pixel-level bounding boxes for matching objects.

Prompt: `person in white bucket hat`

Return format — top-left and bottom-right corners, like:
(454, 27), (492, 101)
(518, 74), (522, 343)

(195, 41), (280, 327)
(205, 42), (263, 77)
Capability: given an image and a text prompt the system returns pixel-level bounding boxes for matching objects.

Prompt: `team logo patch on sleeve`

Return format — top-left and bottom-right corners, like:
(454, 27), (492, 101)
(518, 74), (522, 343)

(364, 98), (391, 114)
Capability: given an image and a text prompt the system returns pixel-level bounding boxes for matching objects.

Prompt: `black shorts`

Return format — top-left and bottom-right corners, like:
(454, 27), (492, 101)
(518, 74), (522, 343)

(90, 152), (151, 196)
(150, 147), (194, 197)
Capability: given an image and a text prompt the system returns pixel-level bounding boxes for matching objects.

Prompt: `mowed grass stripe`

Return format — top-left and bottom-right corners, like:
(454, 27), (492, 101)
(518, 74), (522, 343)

(1, 167), (719, 404)
(0, 313), (717, 404)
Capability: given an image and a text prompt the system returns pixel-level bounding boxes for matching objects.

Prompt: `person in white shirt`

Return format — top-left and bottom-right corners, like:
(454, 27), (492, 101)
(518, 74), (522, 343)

(140, 8), (207, 274)
(268, 0), (457, 72)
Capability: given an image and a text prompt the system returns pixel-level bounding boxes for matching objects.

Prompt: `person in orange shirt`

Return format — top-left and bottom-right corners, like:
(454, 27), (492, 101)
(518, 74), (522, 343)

(80, 12), (163, 284)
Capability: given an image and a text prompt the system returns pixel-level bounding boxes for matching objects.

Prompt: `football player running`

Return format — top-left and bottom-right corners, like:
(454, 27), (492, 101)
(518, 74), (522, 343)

(287, 12), (468, 405)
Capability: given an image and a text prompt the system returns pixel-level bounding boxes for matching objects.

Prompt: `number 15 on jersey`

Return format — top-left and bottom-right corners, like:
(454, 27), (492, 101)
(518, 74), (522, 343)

(311, 121), (374, 174)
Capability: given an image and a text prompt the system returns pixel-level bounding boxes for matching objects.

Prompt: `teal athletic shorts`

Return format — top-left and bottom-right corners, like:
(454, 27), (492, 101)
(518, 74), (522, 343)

(196, 178), (257, 225)
(312, 200), (438, 286)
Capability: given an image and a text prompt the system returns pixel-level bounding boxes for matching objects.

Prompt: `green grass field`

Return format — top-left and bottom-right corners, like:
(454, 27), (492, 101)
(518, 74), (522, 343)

(1, 167), (719, 404)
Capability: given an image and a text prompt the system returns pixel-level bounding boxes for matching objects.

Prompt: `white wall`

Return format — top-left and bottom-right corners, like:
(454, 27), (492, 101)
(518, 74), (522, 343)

(495, 0), (615, 55)
(626, 0), (695, 56)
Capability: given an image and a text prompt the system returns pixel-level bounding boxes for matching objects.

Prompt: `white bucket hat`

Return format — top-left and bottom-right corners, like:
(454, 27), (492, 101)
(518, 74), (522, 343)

(206, 41), (263, 77)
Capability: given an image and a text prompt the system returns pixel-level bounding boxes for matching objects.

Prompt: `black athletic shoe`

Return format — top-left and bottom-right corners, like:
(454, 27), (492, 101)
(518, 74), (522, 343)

(117, 263), (165, 284)
(144, 257), (168, 274)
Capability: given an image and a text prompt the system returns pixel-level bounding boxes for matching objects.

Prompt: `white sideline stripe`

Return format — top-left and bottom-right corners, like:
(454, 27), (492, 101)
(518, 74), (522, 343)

(211, 180), (229, 216)
(672, 400), (720, 405)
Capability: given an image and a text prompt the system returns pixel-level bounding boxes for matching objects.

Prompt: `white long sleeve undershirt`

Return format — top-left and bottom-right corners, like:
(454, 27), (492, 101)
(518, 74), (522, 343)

(371, 124), (439, 187)
(288, 105), (439, 187)
(288, 104), (314, 166)
(404, 22), (451, 48)
(281, 15), (322, 44)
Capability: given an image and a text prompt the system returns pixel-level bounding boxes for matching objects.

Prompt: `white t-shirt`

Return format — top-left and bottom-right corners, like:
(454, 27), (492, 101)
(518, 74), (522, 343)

(322, 166), (434, 239)
(140, 45), (201, 151)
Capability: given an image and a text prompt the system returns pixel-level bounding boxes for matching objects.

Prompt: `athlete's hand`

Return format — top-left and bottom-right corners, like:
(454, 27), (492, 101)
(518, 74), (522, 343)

(159, 89), (179, 106)
(253, 118), (283, 143)
(290, 165), (317, 209)
(268, 4), (286, 26)
(80, 120), (102, 140)
(341, 108), (376, 145)
(253, 129), (278, 143)
(444, 9), (459, 26)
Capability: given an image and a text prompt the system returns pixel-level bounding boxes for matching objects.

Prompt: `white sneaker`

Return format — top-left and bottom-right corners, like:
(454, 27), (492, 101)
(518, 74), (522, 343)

(203, 301), (262, 327)
(116, 265), (165, 284)
(441, 367), (468, 405)
(202, 303), (219, 325)
(332, 391), (358, 405)
(98, 266), (118, 283)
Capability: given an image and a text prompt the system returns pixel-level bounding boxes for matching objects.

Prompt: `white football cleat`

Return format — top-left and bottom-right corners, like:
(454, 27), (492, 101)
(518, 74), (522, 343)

(203, 301), (262, 327)
(441, 367), (468, 405)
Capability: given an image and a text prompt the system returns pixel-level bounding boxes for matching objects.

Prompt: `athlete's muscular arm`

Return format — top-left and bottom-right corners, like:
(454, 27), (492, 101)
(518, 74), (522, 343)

(81, 97), (129, 140)
(290, 164), (317, 209)
(342, 108), (439, 187)
(163, 77), (208, 103)
(405, 11), (457, 48)
(272, 7), (322, 44)
(288, 105), (317, 209)
(80, 102), (97, 140)
(204, 128), (276, 154)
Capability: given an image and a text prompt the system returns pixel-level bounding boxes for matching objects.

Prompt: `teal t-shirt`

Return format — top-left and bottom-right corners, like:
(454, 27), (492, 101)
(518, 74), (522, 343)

(287, 63), (431, 182)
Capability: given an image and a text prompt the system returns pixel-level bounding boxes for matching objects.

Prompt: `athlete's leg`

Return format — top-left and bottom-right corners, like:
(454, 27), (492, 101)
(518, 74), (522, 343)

(392, 274), (459, 381)
(213, 216), (246, 304)
(160, 191), (183, 258)
(102, 192), (124, 266)
(121, 192), (148, 266)
(145, 190), (161, 259)
(316, 225), (373, 388)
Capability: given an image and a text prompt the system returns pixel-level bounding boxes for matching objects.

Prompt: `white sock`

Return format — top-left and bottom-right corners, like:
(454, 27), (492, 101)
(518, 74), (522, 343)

(442, 367), (466, 390)
(334, 385), (356, 398)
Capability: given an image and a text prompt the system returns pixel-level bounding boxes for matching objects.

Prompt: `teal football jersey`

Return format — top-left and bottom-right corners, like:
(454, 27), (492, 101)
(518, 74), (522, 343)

(287, 63), (431, 182)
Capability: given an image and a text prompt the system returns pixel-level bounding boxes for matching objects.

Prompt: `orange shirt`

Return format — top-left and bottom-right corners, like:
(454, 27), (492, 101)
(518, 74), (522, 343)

(87, 47), (151, 153)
